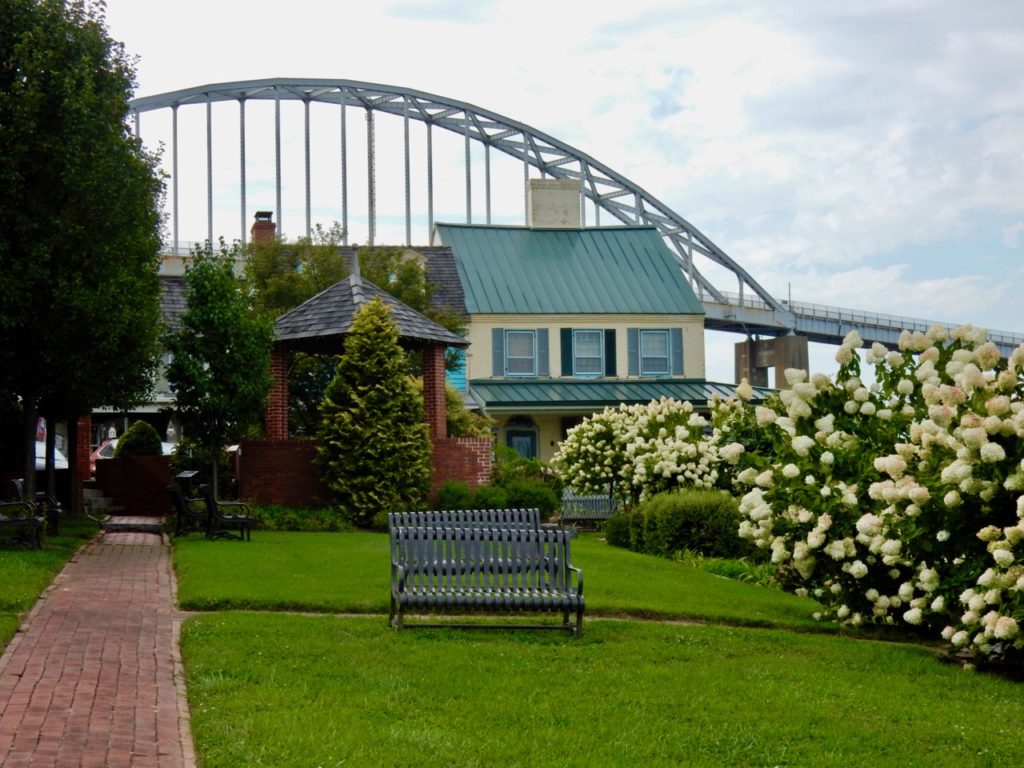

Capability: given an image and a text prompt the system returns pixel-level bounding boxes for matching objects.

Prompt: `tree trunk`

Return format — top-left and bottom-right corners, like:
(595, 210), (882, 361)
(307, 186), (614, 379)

(21, 393), (38, 499)
(44, 411), (56, 498)
(210, 455), (219, 499)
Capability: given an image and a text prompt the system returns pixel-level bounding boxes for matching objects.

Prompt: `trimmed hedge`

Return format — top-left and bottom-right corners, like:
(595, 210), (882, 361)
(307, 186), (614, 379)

(605, 490), (749, 559)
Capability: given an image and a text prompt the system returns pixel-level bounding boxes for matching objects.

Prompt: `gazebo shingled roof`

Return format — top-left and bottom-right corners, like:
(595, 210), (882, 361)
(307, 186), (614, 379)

(273, 270), (468, 354)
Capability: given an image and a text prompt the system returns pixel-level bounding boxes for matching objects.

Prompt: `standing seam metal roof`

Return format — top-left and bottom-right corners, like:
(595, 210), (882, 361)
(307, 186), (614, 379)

(434, 224), (705, 315)
(467, 379), (769, 408)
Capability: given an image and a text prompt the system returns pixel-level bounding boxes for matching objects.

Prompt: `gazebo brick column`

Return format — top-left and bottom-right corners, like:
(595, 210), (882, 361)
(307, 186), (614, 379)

(265, 347), (290, 441)
(423, 343), (447, 441)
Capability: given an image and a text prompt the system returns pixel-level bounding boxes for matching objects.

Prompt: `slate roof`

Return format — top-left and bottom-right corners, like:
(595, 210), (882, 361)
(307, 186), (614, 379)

(160, 277), (187, 330)
(433, 224), (704, 315)
(274, 272), (468, 354)
(468, 379), (770, 411)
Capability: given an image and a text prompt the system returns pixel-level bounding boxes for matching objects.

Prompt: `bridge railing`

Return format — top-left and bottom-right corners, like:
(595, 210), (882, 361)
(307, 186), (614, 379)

(714, 291), (1024, 348)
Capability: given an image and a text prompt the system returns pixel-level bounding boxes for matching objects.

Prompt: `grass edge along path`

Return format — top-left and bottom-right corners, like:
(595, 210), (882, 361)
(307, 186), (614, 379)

(173, 531), (824, 631)
(181, 612), (1022, 768)
(0, 518), (99, 651)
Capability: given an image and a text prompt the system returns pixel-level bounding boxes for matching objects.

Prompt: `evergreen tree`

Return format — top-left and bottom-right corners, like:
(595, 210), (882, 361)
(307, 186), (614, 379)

(317, 298), (431, 527)
(164, 241), (274, 496)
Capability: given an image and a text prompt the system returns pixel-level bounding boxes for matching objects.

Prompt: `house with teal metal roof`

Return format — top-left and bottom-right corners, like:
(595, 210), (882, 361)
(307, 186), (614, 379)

(427, 180), (735, 461)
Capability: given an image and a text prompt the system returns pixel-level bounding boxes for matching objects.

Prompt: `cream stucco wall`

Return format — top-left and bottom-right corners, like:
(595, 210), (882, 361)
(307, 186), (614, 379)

(465, 314), (705, 380)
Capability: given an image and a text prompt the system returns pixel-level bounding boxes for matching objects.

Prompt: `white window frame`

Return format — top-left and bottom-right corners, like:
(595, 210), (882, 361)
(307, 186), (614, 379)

(640, 329), (670, 376)
(573, 329), (604, 377)
(505, 330), (537, 376)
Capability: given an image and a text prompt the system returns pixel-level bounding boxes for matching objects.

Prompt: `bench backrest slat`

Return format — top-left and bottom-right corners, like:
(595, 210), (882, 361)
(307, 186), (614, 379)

(388, 508), (541, 532)
(393, 526), (573, 591)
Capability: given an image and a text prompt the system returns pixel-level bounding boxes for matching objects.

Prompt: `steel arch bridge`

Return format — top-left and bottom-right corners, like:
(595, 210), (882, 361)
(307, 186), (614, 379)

(129, 78), (1024, 356)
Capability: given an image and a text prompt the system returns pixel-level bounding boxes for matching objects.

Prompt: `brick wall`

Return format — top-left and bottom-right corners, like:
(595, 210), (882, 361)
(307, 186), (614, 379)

(237, 436), (492, 509)
(237, 439), (329, 507)
(95, 455), (172, 516)
(430, 436), (492, 499)
(265, 349), (290, 441)
(422, 344), (447, 440)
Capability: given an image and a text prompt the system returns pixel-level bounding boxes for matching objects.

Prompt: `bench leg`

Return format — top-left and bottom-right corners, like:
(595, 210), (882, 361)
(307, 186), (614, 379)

(574, 606), (584, 638)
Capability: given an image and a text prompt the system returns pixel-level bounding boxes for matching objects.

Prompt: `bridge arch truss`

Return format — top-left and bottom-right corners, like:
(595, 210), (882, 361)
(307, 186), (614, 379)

(129, 78), (792, 327)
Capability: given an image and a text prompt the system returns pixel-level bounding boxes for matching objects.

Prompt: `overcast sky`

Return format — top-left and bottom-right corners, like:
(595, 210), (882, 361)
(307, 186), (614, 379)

(103, 0), (1024, 383)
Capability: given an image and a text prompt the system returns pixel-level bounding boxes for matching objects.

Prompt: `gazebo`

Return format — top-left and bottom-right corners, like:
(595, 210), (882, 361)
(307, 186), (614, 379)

(237, 257), (491, 506)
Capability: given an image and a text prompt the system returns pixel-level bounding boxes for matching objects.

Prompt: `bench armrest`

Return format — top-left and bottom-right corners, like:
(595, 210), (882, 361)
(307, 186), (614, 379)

(215, 500), (251, 516)
(568, 564), (584, 597)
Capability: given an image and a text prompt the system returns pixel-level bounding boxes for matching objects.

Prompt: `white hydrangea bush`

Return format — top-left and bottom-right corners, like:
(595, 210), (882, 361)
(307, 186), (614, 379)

(718, 325), (1024, 666)
(712, 334), (917, 627)
(552, 397), (719, 503)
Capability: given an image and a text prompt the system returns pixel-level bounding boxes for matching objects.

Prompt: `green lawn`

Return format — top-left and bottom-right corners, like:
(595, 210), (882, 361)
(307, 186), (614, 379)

(0, 518), (99, 650)
(183, 612), (1022, 768)
(173, 531), (822, 629)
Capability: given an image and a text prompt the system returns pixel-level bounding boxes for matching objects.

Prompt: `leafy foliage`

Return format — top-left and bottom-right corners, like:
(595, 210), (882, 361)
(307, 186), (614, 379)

(316, 299), (431, 527)
(0, 0), (163, 491)
(606, 490), (750, 559)
(436, 480), (473, 510)
(164, 241), (273, 494)
(113, 421), (163, 458)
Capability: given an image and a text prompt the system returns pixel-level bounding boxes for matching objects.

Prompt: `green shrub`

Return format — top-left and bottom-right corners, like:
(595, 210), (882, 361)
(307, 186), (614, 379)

(502, 478), (559, 518)
(605, 490), (748, 560)
(639, 490), (747, 559)
(113, 421), (163, 457)
(603, 512), (634, 548)
(436, 480), (473, 510)
(246, 505), (352, 532)
(471, 485), (508, 509)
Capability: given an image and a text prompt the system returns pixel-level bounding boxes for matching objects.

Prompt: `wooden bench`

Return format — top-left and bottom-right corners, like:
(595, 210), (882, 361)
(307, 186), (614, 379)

(389, 525), (584, 636)
(0, 501), (44, 550)
(559, 491), (617, 528)
(198, 485), (253, 541)
(388, 508), (542, 532)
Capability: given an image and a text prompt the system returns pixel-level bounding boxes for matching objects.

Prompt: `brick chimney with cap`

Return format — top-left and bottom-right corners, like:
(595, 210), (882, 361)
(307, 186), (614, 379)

(251, 211), (276, 243)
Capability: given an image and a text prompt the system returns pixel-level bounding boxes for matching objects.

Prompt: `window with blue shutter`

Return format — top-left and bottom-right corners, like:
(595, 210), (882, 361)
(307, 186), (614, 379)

(505, 330), (536, 376)
(640, 329), (670, 375)
(573, 329), (603, 376)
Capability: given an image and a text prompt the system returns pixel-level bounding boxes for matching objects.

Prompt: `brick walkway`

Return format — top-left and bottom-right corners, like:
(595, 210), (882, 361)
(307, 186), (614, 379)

(0, 532), (195, 767)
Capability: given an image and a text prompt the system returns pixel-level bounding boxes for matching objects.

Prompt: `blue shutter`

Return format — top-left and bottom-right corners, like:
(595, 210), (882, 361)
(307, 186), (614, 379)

(537, 329), (549, 377)
(604, 329), (617, 377)
(492, 328), (505, 376)
(671, 328), (684, 375)
(561, 328), (573, 376)
(627, 328), (639, 376)
(446, 349), (467, 392)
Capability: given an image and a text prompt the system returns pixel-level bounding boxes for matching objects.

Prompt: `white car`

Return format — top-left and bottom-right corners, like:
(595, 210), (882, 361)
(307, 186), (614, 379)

(35, 441), (69, 471)
(90, 439), (176, 474)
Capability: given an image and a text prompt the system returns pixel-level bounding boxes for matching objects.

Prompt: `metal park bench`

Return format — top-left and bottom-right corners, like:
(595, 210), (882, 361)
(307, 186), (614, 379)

(388, 508), (542, 532)
(198, 485), (253, 541)
(389, 524), (584, 636)
(167, 483), (207, 537)
(559, 491), (617, 528)
(0, 500), (44, 549)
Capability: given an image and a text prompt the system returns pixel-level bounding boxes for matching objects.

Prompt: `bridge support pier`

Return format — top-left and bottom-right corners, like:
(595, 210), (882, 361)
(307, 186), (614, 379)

(735, 335), (809, 389)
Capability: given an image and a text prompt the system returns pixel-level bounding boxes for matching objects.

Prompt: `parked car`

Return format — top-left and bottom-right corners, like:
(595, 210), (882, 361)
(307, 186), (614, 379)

(89, 439), (176, 475)
(35, 441), (69, 471)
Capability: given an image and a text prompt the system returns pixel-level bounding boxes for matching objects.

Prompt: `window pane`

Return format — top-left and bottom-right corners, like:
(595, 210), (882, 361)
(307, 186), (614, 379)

(505, 331), (535, 375)
(640, 331), (669, 374)
(574, 330), (602, 375)
(506, 332), (534, 357)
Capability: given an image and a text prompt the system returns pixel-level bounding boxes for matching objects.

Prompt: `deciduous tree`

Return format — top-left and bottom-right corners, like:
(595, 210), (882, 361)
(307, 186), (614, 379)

(164, 241), (273, 496)
(0, 0), (163, 495)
